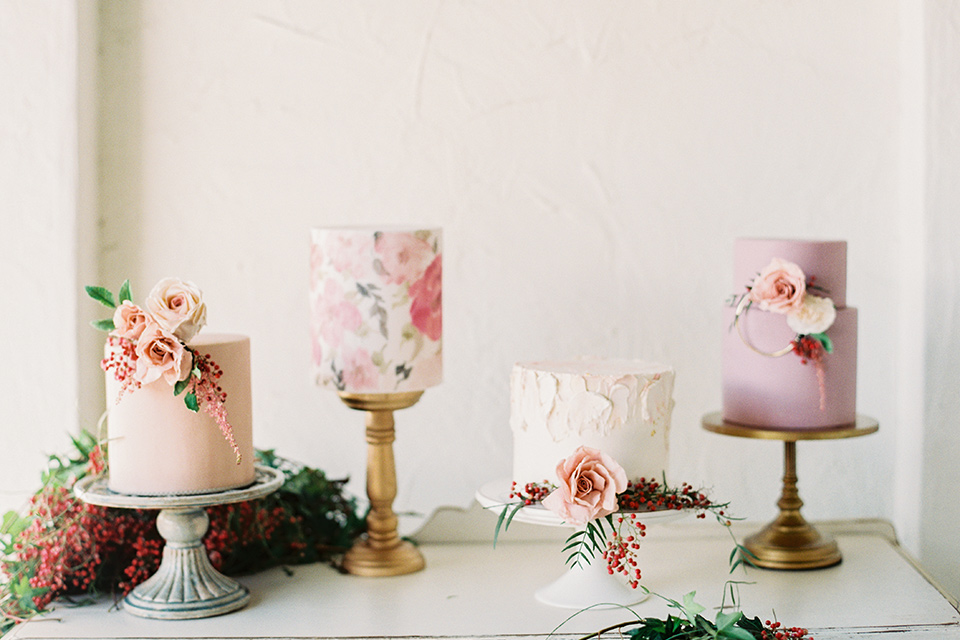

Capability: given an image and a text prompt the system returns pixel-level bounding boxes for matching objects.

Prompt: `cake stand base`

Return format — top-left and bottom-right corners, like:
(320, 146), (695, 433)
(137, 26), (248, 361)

(124, 508), (250, 620)
(743, 519), (840, 570)
(535, 554), (649, 610)
(342, 536), (426, 577)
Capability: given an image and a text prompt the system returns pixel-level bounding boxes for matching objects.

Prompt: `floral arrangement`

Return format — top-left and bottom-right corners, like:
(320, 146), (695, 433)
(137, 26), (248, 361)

(729, 258), (837, 409)
(495, 447), (747, 590)
(0, 431), (364, 636)
(575, 590), (813, 639)
(87, 278), (240, 461)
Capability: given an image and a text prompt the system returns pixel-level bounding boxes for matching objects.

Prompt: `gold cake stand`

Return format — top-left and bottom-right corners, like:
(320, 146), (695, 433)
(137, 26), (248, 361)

(702, 412), (878, 570)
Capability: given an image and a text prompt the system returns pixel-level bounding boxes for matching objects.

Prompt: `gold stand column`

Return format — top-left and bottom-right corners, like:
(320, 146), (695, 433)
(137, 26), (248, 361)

(702, 412), (878, 570)
(339, 390), (426, 576)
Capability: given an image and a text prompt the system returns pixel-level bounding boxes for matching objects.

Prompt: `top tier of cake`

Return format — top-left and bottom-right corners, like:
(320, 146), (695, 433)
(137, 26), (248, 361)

(734, 238), (848, 308)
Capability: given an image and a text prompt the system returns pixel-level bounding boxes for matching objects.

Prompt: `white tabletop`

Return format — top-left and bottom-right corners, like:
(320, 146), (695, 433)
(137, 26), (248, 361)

(6, 509), (959, 639)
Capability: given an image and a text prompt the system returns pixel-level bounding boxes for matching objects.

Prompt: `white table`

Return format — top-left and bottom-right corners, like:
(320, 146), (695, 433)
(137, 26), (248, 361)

(6, 507), (958, 639)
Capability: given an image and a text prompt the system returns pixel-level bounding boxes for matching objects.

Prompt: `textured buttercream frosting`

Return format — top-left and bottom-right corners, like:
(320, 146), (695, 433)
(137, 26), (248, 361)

(510, 358), (675, 486)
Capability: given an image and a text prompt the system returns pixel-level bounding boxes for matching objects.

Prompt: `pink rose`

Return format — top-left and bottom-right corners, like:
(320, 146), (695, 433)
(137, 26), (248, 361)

(408, 254), (442, 342)
(111, 301), (149, 342)
(145, 278), (207, 342)
(315, 279), (363, 348)
(541, 446), (628, 526)
(341, 348), (379, 391)
(374, 232), (434, 285)
(134, 323), (193, 386)
(748, 258), (806, 314)
(326, 233), (374, 279)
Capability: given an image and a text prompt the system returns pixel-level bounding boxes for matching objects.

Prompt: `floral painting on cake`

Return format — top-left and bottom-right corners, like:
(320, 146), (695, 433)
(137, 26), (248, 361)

(310, 227), (443, 393)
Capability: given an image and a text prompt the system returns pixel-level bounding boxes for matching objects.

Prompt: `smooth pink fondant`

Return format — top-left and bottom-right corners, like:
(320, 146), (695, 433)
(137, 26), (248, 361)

(734, 238), (847, 308)
(106, 333), (255, 495)
(722, 239), (857, 428)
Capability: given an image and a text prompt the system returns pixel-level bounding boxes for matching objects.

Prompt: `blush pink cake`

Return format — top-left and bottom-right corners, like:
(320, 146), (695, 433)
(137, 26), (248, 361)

(92, 278), (255, 495)
(721, 239), (857, 428)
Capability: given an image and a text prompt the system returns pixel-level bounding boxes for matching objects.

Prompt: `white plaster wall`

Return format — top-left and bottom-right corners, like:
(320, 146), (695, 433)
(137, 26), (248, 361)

(92, 0), (900, 535)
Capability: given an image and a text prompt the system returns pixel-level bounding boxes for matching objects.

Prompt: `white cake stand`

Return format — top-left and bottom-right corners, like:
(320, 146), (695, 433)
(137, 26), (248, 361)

(74, 466), (284, 620)
(476, 480), (685, 610)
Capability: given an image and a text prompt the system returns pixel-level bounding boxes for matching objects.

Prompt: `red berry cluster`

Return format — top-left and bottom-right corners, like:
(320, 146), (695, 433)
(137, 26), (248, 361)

(508, 480), (553, 505)
(101, 336), (141, 400)
(603, 513), (647, 588)
(791, 336), (824, 365)
(617, 478), (716, 515)
(762, 620), (813, 639)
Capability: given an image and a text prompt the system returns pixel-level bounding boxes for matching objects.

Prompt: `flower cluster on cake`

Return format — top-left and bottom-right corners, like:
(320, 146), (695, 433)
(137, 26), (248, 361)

(87, 278), (255, 495)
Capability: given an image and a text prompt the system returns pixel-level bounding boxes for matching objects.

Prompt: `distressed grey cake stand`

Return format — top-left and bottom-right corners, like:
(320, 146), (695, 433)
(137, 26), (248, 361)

(74, 466), (283, 620)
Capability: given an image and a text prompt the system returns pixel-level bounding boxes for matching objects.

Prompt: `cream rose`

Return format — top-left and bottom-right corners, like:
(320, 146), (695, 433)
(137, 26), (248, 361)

(145, 278), (207, 342)
(541, 446), (628, 526)
(787, 294), (836, 335)
(111, 301), (149, 342)
(749, 258), (807, 314)
(134, 323), (194, 385)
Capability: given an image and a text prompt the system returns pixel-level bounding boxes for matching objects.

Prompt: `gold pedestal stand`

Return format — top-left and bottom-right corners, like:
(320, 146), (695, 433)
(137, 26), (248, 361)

(339, 391), (426, 577)
(702, 412), (878, 570)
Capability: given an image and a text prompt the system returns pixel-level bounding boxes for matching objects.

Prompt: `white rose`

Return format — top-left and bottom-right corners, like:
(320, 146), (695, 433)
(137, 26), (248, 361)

(145, 278), (207, 342)
(786, 294), (836, 335)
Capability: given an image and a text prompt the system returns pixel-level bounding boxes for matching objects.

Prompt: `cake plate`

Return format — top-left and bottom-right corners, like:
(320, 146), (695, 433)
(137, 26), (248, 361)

(74, 466), (284, 619)
(476, 480), (684, 610)
(702, 412), (878, 570)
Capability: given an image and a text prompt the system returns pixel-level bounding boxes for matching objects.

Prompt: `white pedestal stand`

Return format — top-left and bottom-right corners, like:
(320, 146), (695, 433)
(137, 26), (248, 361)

(74, 466), (284, 620)
(476, 480), (684, 610)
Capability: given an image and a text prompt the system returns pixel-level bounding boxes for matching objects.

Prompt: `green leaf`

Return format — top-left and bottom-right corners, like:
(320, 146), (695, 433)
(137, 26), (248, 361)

(90, 318), (115, 332)
(118, 279), (132, 303)
(174, 378), (190, 396)
(193, 366), (201, 379)
(810, 332), (833, 353)
(715, 610), (742, 632)
(723, 627), (757, 640)
(184, 392), (199, 412)
(85, 285), (116, 309)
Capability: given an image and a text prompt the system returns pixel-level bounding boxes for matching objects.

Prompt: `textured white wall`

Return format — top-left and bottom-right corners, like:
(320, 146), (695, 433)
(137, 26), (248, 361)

(10, 0), (959, 598)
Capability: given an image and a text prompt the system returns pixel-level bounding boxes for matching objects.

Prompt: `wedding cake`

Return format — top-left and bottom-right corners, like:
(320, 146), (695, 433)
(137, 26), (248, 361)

(721, 238), (858, 428)
(510, 358), (675, 487)
(91, 278), (255, 495)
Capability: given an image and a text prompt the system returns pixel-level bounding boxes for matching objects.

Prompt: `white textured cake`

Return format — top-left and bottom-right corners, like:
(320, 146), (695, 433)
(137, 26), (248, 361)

(106, 333), (255, 495)
(90, 278), (255, 496)
(510, 359), (675, 486)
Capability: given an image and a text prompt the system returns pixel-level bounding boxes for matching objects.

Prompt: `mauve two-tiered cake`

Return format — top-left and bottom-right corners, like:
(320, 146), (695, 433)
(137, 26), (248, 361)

(722, 238), (857, 429)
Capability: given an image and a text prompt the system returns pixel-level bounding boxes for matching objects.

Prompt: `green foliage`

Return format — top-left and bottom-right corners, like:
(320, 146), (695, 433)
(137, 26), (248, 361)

(184, 392), (199, 412)
(117, 280), (132, 304)
(809, 332), (833, 353)
(85, 285), (116, 309)
(89, 318), (115, 332)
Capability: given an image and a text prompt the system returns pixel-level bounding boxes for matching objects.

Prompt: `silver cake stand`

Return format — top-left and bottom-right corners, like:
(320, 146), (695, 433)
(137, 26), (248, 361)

(74, 466), (284, 620)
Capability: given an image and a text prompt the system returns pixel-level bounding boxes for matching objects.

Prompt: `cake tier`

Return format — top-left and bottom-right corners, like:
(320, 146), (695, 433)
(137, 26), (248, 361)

(722, 306), (857, 428)
(310, 226), (442, 393)
(510, 358), (674, 486)
(106, 333), (255, 496)
(734, 238), (848, 307)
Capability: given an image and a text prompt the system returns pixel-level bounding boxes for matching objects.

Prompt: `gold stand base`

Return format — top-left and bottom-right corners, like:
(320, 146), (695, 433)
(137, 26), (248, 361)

(339, 390), (426, 577)
(744, 518), (841, 570)
(342, 537), (426, 577)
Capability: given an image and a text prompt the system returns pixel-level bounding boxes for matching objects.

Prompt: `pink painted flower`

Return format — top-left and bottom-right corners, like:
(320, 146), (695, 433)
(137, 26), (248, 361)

(341, 348), (379, 391)
(374, 232), (434, 285)
(111, 301), (149, 342)
(326, 233), (374, 280)
(542, 446), (628, 526)
(408, 254), (442, 342)
(133, 323), (193, 386)
(145, 278), (207, 342)
(748, 258), (806, 314)
(315, 279), (362, 348)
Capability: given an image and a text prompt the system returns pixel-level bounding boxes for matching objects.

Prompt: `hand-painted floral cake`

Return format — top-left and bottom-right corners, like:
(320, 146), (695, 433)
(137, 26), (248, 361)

(89, 278), (255, 495)
(509, 358), (675, 487)
(721, 238), (858, 428)
(310, 226), (442, 393)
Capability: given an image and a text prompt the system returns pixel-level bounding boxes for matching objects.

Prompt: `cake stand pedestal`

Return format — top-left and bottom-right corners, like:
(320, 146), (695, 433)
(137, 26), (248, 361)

(701, 412), (878, 570)
(74, 466), (284, 619)
(476, 480), (683, 610)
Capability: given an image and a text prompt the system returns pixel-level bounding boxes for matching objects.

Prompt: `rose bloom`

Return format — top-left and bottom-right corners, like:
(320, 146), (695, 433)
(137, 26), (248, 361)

(748, 258), (807, 314)
(542, 446), (628, 526)
(341, 348), (379, 391)
(314, 279), (363, 348)
(111, 301), (149, 342)
(787, 294), (837, 335)
(145, 278), (207, 343)
(408, 254), (442, 342)
(134, 323), (193, 385)
(374, 232), (434, 285)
